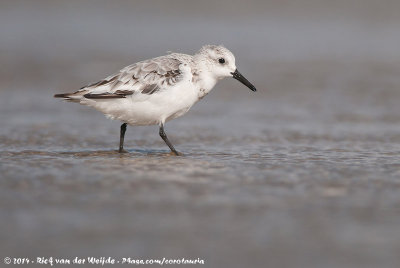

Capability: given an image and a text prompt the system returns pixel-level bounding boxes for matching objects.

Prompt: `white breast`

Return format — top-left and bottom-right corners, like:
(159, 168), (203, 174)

(194, 72), (217, 102)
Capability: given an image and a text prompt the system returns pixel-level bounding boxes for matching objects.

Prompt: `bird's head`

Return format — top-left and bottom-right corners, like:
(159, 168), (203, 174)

(195, 45), (256, 92)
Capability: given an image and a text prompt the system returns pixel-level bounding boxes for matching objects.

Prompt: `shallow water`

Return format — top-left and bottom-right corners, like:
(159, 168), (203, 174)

(2, 1), (400, 268)
(2, 68), (400, 267)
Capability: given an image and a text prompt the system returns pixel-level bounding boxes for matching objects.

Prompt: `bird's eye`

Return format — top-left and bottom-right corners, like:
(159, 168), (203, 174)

(218, 58), (225, 64)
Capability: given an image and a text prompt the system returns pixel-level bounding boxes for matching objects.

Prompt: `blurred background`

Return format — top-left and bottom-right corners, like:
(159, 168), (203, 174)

(1, 1), (400, 267)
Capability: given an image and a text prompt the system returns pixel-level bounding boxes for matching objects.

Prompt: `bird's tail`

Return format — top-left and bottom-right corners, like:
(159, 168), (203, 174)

(54, 93), (72, 98)
(54, 91), (87, 103)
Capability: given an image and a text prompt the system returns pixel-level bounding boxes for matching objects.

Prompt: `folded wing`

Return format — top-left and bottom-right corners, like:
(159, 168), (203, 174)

(54, 55), (185, 101)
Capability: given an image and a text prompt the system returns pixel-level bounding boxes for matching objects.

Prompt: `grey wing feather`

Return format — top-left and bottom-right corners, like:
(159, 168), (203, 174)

(79, 55), (185, 99)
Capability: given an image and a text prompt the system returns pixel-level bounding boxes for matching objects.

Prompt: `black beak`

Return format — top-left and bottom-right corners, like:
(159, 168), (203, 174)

(231, 69), (257, 92)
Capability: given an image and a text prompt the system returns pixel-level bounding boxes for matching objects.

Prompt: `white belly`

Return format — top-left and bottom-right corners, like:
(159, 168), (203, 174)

(82, 80), (199, 126)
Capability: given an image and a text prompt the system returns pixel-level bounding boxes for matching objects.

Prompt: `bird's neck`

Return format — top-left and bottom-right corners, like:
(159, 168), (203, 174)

(193, 59), (218, 91)
(198, 72), (218, 91)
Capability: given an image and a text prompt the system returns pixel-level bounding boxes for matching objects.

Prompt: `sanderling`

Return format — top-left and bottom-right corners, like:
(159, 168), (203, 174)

(54, 45), (257, 155)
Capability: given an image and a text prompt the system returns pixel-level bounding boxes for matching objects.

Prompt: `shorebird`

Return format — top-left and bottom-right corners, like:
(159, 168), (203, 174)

(54, 45), (257, 155)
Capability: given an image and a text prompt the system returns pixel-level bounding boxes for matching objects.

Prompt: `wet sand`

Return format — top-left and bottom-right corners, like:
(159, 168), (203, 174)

(1, 1), (400, 267)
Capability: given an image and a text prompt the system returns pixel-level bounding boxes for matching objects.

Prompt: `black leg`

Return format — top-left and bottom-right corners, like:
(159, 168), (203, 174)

(119, 123), (127, 153)
(159, 124), (180, 155)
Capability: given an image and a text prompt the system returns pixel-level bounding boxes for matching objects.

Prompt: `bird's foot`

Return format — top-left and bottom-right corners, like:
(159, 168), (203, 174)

(170, 151), (183, 156)
(118, 148), (129, 153)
